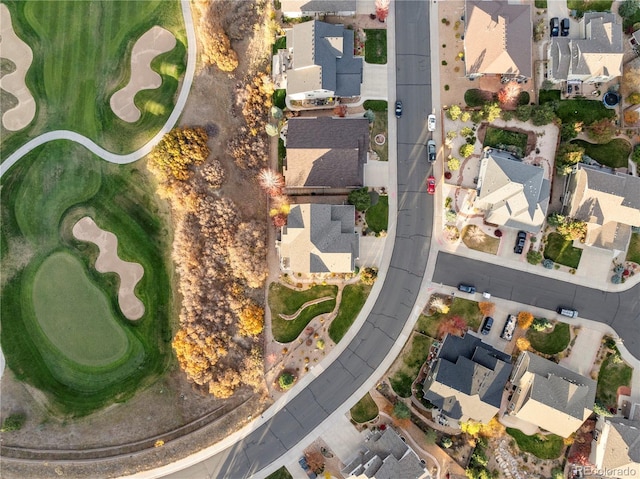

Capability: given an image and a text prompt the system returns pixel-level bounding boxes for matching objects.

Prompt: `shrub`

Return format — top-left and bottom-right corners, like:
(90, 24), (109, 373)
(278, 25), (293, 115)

(460, 126), (474, 137)
(464, 89), (488, 107)
(612, 274), (622, 284)
(482, 102), (502, 122)
(516, 337), (531, 351)
(348, 187), (371, 211)
(515, 105), (532, 122)
(442, 60), (448, 66)
(441, 437), (453, 448)
(531, 103), (556, 126)
(588, 118), (616, 143)
(361, 267), (378, 285)
(459, 143), (474, 158)
(148, 127), (210, 182)
(542, 259), (554, 269)
(0, 414), (26, 432)
(531, 317), (552, 331)
(447, 105), (462, 121)
(527, 250), (542, 265)
(460, 111), (471, 122)
(633, 145), (640, 165)
(517, 91), (530, 106)
(278, 372), (296, 390)
(471, 111), (484, 123)
(444, 85), (450, 91)
(627, 92), (640, 104)
(444, 196), (453, 209)
(619, 0), (640, 18)
(393, 401), (411, 419)
(501, 110), (514, 121)
(593, 401), (614, 417)
(445, 209), (457, 223)
(447, 157), (461, 171)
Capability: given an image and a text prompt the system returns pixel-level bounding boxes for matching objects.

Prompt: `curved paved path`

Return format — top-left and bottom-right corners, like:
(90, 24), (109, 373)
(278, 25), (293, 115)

(0, 0), (196, 178)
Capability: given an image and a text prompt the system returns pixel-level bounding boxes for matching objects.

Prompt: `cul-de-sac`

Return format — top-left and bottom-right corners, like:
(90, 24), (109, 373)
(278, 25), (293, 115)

(1, 1), (640, 478)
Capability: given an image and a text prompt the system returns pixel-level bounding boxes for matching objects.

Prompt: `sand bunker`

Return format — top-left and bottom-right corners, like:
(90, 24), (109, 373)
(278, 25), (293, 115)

(110, 26), (176, 123)
(0, 3), (36, 131)
(73, 217), (145, 320)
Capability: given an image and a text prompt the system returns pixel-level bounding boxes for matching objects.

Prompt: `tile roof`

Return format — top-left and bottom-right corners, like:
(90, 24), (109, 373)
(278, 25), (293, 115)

(285, 116), (369, 189)
(279, 203), (358, 273)
(464, 0), (532, 77)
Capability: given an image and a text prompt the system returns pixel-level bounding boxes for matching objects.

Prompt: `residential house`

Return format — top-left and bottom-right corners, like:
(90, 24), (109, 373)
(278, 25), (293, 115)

(589, 416), (640, 477)
(564, 165), (640, 253)
(283, 20), (363, 102)
(474, 150), (550, 233)
(506, 351), (596, 438)
(280, 0), (356, 18)
(464, 0), (532, 79)
(277, 203), (359, 273)
(284, 116), (369, 192)
(342, 428), (430, 479)
(423, 333), (512, 427)
(548, 12), (623, 84)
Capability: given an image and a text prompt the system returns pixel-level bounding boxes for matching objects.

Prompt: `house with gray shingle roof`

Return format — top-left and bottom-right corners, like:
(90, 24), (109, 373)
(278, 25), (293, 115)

(548, 12), (623, 84)
(341, 428), (429, 479)
(565, 165), (640, 253)
(280, 0), (356, 18)
(277, 203), (358, 273)
(590, 416), (640, 477)
(284, 20), (363, 101)
(423, 333), (512, 427)
(474, 150), (550, 233)
(464, 0), (532, 79)
(284, 116), (369, 192)
(506, 351), (596, 438)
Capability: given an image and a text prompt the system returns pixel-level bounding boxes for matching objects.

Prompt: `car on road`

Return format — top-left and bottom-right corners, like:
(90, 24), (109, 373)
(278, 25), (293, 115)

(514, 230), (527, 254)
(458, 283), (476, 294)
(561, 18), (570, 36)
(481, 317), (494, 335)
(501, 314), (516, 340)
(426, 175), (436, 195)
(550, 17), (559, 36)
(428, 114), (436, 132)
(427, 140), (436, 163)
(395, 100), (403, 118)
(557, 307), (578, 318)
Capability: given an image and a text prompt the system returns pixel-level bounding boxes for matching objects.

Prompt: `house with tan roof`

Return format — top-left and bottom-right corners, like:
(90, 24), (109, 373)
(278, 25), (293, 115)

(463, 0), (532, 79)
(589, 416), (640, 477)
(505, 352), (596, 438)
(423, 333), (512, 427)
(564, 165), (640, 253)
(474, 150), (550, 233)
(280, 0), (356, 18)
(284, 116), (369, 193)
(281, 20), (362, 102)
(548, 12), (623, 84)
(277, 203), (358, 273)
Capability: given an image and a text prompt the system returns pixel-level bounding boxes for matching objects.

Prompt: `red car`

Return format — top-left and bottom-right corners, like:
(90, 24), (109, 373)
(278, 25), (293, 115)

(427, 175), (436, 195)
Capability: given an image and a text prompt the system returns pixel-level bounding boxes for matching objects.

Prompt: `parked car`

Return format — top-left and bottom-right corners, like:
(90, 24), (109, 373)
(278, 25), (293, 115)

(514, 230), (527, 254)
(501, 314), (516, 341)
(567, 84), (573, 94)
(550, 17), (559, 37)
(428, 114), (436, 132)
(458, 284), (476, 294)
(561, 18), (570, 36)
(481, 317), (494, 335)
(557, 307), (578, 318)
(395, 100), (403, 118)
(427, 140), (436, 163)
(426, 175), (436, 195)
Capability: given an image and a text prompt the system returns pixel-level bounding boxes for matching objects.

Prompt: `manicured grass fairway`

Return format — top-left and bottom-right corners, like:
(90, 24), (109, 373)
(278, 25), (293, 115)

(32, 251), (129, 366)
(329, 283), (372, 343)
(506, 428), (564, 459)
(1, 141), (172, 415)
(1, 0), (186, 157)
(571, 139), (632, 169)
(544, 232), (583, 268)
(350, 393), (379, 423)
(527, 322), (570, 355)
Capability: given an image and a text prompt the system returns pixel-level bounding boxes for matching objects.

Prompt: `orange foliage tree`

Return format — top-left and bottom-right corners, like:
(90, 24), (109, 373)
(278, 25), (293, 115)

(516, 337), (531, 352)
(517, 311), (534, 329)
(238, 302), (265, 336)
(479, 302), (495, 317)
(497, 82), (521, 106)
(438, 316), (467, 338)
(148, 127), (210, 182)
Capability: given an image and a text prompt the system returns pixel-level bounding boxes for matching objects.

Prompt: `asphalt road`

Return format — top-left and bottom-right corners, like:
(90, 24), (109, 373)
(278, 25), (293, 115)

(433, 252), (640, 358)
(163, 2), (434, 477)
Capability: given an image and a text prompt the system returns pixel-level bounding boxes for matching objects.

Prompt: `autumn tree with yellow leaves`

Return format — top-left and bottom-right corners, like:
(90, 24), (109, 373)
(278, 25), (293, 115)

(517, 311), (534, 330)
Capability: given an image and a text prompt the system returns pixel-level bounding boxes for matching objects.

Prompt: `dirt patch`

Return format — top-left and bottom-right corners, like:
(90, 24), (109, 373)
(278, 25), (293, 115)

(110, 26), (177, 123)
(72, 216), (145, 320)
(0, 3), (36, 131)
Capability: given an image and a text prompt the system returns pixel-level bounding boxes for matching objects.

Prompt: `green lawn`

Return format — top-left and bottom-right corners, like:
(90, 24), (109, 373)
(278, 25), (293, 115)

(269, 283), (338, 343)
(543, 232), (583, 268)
(273, 89), (286, 110)
(567, 0), (613, 16)
(390, 334), (433, 397)
(534, 0), (548, 7)
(364, 29), (387, 64)
(506, 428), (565, 459)
(363, 100), (388, 112)
(483, 126), (528, 158)
(571, 139), (632, 168)
(416, 297), (483, 339)
(1, 0), (186, 158)
(626, 233), (640, 264)
(329, 283), (372, 343)
(527, 322), (570, 355)
(538, 89), (561, 104)
(596, 353), (633, 407)
(350, 393), (379, 423)
(461, 225), (500, 255)
(272, 36), (286, 54)
(366, 196), (388, 233)
(555, 98), (615, 125)
(266, 467), (293, 479)
(1, 141), (173, 416)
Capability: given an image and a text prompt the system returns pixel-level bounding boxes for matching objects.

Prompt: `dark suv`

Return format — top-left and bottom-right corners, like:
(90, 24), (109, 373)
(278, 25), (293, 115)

(550, 17), (559, 37)
(514, 231), (527, 254)
(561, 18), (570, 36)
(481, 317), (494, 335)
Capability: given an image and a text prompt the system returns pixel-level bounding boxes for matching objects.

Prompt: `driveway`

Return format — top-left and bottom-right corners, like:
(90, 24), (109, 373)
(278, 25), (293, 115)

(360, 62), (388, 101)
(364, 158), (389, 187)
(560, 326), (603, 376)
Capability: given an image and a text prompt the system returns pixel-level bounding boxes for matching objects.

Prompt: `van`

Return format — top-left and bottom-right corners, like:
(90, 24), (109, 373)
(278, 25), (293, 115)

(557, 307), (578, 318)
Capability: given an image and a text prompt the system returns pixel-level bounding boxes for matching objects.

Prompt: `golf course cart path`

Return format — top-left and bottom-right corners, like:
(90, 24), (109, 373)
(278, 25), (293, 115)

(0, 0), (195, 178)
(0, 3), (36, 131)
(110, 26), (177, 123)
(73, 217), (145, 320)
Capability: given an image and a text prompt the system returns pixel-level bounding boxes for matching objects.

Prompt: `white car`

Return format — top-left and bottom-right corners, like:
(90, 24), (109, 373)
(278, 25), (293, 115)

(428, 114), (436, 132)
